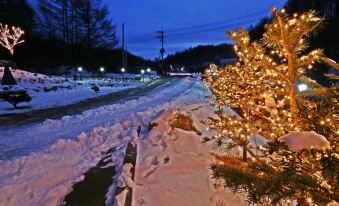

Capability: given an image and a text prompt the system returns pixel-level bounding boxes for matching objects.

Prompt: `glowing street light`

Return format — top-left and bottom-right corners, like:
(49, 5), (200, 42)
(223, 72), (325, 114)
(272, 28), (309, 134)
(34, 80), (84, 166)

(298, 84), (308, 92)
(146, 68), (151, 79)
(100, 67), (105, 72)
(141, 69), (145, 82)
(121, 67), (125, 81)
(77, 67), (83, 81)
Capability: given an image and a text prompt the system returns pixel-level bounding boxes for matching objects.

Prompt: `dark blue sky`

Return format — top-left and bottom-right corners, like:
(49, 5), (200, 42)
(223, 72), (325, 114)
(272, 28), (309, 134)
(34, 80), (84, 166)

(30, 0), (287, 59)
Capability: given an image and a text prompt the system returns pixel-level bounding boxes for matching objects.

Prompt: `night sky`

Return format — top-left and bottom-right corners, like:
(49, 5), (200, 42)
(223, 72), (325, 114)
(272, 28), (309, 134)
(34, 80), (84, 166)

(29, 0), (287, 59)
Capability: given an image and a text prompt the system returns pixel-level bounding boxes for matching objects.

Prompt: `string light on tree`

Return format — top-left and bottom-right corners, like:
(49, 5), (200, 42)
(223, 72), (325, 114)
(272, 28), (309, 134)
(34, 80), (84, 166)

(204, 8), (339, 206)
(0, 23), (25, 55)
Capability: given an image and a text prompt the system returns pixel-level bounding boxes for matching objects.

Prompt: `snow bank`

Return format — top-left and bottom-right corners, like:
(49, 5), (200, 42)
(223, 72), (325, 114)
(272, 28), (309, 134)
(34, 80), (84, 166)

(279, 131), (330, 152)
(132, 103), (246, 206)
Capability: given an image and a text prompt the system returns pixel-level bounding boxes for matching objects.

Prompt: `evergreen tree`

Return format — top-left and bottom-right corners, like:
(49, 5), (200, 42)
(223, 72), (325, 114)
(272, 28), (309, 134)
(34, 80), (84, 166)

(1, 65), (17, 86)
(204, 8), (338, 205)
(37, 0), (60, 40)
(80, 0), (118, 50)
(37, 0), (118, 49)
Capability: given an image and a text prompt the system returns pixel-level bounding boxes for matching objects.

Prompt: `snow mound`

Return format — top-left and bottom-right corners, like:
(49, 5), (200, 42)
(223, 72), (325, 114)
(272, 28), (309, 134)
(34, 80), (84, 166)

(133, 103), (246, 206)
(279, 131), (330, 152)
(0, 67), (50, 81)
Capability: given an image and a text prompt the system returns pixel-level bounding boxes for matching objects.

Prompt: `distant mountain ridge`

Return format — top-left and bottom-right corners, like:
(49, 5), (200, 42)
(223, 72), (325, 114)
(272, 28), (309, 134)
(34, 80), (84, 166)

(284, 0), (337, 19)
(163, 44), (235, 72)
(164, 0), (338, 74)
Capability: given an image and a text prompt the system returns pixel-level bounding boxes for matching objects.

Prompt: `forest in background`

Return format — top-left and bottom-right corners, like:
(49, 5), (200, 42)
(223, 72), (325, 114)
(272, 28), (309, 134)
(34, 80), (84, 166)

(0, 0), (153, 74)
(0, 0), (338, 78)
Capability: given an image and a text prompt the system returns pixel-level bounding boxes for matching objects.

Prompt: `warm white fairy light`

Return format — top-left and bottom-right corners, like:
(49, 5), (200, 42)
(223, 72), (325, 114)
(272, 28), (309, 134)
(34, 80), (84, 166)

(204, 8), (339, 205)
(0, 23), (25, 55)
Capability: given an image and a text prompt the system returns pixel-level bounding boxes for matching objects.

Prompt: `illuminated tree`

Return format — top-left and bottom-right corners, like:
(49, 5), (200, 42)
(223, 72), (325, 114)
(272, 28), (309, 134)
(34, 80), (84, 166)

(204, 8), (338, 205)
(0, 23), (25, 56)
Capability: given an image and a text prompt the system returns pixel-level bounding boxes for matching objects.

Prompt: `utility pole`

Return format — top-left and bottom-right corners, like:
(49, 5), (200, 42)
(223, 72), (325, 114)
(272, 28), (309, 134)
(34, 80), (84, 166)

(122, 23), (125, 70)
(156, 28), (165, 74)
(125, 45), (128, 71)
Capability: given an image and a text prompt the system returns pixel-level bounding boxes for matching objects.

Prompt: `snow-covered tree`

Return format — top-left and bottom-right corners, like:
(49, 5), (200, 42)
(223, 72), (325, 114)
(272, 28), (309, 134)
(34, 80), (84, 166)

(204, 8), (338, 205)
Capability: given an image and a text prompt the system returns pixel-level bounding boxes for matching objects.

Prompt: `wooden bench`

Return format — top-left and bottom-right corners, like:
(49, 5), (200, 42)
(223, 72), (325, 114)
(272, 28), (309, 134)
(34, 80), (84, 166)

(0, 90), (28, 100)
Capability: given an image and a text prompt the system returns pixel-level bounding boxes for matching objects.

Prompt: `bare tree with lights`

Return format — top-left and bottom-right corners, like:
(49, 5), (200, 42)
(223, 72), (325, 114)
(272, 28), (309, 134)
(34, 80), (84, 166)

(204, 8), (338, 206)
(0, 23), (25, 56)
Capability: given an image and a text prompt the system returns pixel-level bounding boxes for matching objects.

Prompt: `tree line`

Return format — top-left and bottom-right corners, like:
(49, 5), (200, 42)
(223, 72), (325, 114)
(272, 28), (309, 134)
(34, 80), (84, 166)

(37, 0), (118, 50)
(0, 0), (152, 73)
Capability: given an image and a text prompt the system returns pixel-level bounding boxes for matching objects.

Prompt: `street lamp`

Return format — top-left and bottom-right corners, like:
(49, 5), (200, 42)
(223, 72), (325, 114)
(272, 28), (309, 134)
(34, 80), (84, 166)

(141, 69), (145, 82)
(77, 67), (83, 80)
(99, 67), (105, 79)
(147, 68), (151, 79)
(121, 67), (125, 81)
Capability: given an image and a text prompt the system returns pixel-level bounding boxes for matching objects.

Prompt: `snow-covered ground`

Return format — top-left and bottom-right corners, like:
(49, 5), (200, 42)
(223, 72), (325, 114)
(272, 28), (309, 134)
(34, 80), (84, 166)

(130, 104), (247, 206)
(0, 77), (249, 206)
(0, 78), (182, 159)
(0, 68), (157, 114)
(0, 78), (204, 205)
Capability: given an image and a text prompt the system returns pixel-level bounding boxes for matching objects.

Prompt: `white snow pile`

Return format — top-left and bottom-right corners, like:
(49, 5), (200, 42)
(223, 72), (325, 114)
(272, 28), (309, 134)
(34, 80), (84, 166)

(0, 67), (51, 82)
(279, 131), (330, 152)
(131, 103), (247, 206)
(0, 120), (130, 206)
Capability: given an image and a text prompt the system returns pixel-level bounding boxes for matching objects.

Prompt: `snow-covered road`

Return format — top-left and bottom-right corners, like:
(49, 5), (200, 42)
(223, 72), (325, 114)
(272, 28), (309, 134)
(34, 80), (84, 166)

(0, 77), (210, 206)
(0, 78), (197, 160)
(0, 78), (167, 127)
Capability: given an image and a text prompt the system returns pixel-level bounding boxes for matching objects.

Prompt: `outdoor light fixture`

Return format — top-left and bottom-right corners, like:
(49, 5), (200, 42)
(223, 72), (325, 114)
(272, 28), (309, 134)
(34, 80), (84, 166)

(147, 68), (151, 73)
(78, 67), (83, 72)
(121, 68), (125, 73)
(141, 70), (145, 82)
(100, 67), (105, 72)
(298, 84), (308, 92)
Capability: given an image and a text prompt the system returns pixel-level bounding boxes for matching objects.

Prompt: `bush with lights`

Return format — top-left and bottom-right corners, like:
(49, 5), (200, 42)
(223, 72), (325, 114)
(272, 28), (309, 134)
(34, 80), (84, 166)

(204, 8), (338, 206)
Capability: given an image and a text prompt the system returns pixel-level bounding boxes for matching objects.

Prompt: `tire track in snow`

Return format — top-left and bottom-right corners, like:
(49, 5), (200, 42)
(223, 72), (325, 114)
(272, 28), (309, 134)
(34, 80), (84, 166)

(0, 78), (191, 160)
(0, 78), (208, 206)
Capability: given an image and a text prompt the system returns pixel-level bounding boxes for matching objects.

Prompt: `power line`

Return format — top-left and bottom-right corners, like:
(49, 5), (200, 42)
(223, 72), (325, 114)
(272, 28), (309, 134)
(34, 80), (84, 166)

(124, 2), (289, 54)
(126, 15), (268, 45)
(165, 9), (269, 34)
(125, 8), (271, 42)
(166, 16), (268, 38)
